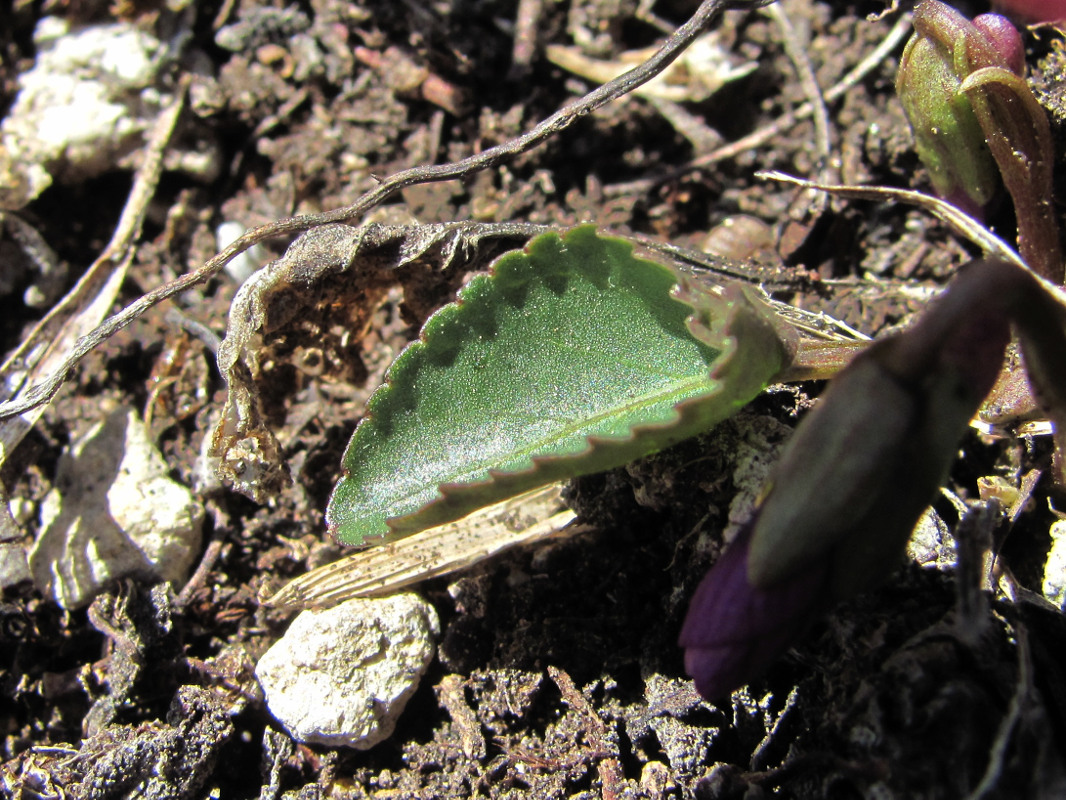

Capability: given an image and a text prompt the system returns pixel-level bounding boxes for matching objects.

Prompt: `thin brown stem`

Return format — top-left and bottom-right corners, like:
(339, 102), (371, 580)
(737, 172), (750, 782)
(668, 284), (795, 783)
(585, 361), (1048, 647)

(0, 0), (772, 423)
(603, 11), (912, 197)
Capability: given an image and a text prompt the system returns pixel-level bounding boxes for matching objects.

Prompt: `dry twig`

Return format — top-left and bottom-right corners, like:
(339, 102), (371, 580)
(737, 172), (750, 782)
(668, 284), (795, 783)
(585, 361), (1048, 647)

(603, 11), (913, 196)
(0, 80), (188, 468)
(0, 0), (774, 425)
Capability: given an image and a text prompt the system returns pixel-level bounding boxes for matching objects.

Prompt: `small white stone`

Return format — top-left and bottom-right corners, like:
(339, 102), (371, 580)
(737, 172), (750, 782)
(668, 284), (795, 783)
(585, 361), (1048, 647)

(216, 221), (268, 284)
(256, 594), (440, 749)
(28, 408), (204, 608)
(1043, 520), (1066, 610)
(907, 509), (955, 571)
(0, 19), (166, 208)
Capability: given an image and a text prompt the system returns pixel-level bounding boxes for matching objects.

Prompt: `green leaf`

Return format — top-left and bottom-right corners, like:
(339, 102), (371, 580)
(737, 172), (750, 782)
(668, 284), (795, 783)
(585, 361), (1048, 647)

(327, 226), (793, 546)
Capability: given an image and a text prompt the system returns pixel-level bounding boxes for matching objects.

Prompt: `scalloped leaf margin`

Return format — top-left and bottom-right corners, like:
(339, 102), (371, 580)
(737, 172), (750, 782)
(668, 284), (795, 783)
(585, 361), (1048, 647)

(327, 226), (793, 546)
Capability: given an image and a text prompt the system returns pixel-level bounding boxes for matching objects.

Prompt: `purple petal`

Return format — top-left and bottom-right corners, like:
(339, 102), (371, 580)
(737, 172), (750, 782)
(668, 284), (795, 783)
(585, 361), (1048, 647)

(679, 523), (829, 700)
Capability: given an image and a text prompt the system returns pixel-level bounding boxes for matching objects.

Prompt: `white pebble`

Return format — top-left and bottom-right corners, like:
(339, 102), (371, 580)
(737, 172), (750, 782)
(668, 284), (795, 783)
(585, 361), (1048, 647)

(256, 594), (439, 749)
(0, 19), (167, 208)
(216, 221), (269, 284)
(1043, 520), (1066, 610)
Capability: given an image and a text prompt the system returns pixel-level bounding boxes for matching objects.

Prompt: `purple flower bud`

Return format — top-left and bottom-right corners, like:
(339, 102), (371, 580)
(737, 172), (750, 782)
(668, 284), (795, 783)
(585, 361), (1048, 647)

(680, 260), (1017, 701)
(679, 522), (828, 700)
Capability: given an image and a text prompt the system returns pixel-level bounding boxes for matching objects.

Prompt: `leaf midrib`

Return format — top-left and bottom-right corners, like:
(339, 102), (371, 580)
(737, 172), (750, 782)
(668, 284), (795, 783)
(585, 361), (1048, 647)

(383, 367), (722, 508)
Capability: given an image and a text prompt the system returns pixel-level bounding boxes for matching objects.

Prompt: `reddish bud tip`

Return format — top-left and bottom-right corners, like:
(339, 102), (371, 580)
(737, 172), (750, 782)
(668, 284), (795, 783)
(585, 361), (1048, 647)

(973, 14), (1026, 75)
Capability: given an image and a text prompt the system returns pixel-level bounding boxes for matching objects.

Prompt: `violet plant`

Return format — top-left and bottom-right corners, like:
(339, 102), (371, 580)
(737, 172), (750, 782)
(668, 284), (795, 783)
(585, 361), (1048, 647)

(680, 1), (1066, 700)
(896, 0), (1061, 281)
(680, 258), (1066, 698)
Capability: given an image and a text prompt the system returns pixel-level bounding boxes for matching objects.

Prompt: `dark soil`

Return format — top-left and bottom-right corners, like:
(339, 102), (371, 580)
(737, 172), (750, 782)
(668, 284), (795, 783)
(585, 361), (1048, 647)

(2, 0), (1066, 798)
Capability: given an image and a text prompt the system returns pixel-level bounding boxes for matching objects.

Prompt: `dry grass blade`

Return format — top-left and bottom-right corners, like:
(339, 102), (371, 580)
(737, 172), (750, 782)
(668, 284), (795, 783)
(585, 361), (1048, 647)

(263, 485), (581, 611)
(0, 81), (187, 468)
(763, 1), (834, 212)
(603, 11), (913, 197)
(756, 170), (1028, 270)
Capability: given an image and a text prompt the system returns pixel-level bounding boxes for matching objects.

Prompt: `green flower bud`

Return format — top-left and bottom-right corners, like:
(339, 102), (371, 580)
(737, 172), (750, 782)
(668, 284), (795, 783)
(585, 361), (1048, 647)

(898, 2), (1061, 281)
(896, 4), (1003, 217)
